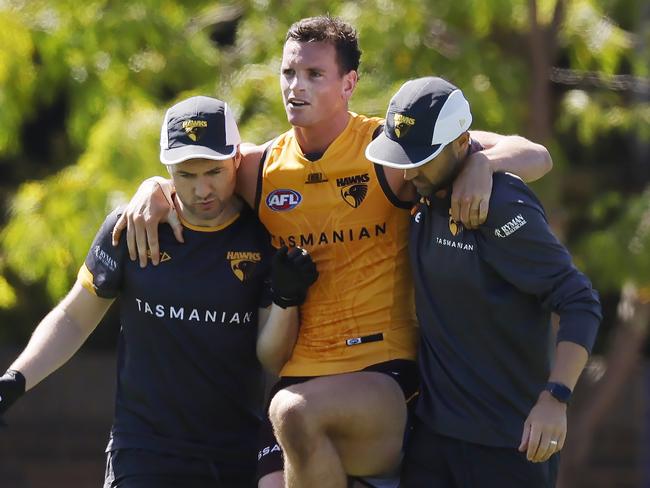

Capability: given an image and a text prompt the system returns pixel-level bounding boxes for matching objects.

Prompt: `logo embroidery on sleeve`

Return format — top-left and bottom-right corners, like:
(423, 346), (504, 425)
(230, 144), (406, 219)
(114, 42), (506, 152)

(93, 246), (118, 271)
(494, 214), (527, 238)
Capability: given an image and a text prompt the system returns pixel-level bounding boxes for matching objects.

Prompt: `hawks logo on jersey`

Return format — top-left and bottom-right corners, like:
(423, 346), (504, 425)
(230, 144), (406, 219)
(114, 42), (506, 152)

(227, 251), (262, 282)
(336, 173), (370, 208)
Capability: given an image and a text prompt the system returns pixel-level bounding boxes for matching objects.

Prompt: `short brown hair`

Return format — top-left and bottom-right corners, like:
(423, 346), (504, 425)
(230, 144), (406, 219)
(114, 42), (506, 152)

(286, 15), (361, 74)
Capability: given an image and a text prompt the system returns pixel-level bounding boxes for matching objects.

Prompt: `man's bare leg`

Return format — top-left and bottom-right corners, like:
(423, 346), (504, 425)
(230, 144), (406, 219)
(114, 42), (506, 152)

(268, 371), (407, 488)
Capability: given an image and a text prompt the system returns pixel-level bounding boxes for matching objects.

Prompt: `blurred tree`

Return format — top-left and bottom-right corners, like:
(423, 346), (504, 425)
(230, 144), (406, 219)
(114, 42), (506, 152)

(0, 0), (647, 344)
(0, 0), (229, 342)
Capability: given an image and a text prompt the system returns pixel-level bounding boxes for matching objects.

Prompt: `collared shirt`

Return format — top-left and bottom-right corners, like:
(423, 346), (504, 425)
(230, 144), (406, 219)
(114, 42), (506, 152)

(79, 205), (272, 467)
(410, 170), (601, 447)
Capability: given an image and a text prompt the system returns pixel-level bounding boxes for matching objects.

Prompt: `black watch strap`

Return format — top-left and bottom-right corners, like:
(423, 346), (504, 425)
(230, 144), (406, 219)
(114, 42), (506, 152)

(545, 381), (572, 404)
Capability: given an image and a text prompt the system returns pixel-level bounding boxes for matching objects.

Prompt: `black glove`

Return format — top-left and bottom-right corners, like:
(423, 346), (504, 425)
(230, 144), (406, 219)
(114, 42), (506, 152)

(271, 246), (319, 308)
(0, 370), (26, 425)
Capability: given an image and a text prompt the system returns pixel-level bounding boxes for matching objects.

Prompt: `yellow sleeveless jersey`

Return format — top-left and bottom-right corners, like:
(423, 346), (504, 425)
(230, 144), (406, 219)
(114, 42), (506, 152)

(258, 112), (418, 376)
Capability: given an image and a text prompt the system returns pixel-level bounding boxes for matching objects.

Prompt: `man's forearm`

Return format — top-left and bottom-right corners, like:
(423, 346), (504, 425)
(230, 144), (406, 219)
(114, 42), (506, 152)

(11, 308), (94, 390)
(472, 132), (552, 183)
(547, 341), (589, 392)
(257, 305), (299, 376)
(10, 283), (112, 390)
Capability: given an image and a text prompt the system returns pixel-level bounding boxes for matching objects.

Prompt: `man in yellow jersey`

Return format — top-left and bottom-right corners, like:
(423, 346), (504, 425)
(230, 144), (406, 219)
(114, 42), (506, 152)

(112, 16), (553, 488)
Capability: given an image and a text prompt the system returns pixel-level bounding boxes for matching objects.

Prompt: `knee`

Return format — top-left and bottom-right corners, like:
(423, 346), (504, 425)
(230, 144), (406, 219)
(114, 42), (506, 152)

(269, 388), (316, 448)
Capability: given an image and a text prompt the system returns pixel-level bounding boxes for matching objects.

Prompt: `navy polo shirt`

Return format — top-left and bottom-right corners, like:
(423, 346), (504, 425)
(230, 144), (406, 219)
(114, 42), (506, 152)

(409, 171), (601, 448)
(81, 204), (273, 470)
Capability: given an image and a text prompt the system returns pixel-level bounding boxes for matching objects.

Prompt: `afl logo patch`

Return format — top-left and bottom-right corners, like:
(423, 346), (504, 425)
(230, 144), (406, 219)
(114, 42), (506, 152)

(266, 189), (302, 211)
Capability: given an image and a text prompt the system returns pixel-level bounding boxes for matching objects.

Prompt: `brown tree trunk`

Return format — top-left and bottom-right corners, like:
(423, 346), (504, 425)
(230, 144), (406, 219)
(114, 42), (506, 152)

(527, 0), (565, 143)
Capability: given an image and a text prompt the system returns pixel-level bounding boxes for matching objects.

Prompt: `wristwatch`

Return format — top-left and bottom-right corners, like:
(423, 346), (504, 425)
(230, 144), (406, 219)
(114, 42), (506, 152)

(545, 382), (572, 404)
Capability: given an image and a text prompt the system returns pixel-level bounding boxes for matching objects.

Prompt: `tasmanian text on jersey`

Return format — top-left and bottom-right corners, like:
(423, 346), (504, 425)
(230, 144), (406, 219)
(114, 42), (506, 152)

(272, 223), (387, 248)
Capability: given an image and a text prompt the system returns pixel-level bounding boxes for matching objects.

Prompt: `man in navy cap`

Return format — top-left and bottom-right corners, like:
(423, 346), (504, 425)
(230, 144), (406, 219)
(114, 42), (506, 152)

(366, 77), (602, 487)
(0, 96), (317, 487)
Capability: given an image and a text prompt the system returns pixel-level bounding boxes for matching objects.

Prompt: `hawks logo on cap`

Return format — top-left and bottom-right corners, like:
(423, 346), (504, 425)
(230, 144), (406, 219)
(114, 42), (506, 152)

(227, 251), (262, 282)
(182, 119), (208, 142)
(393, 113), (415, 138)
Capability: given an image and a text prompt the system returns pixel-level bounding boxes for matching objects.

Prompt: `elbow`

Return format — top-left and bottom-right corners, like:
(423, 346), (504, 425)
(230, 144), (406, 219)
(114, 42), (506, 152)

(539, 144), (553, 176)
(529, 140), (553, 178)
(516, 136), (553, 182)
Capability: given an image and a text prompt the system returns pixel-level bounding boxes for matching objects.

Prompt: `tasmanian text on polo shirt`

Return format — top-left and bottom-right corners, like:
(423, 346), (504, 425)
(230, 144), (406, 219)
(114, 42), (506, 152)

(134, 298), (253, 325)
(435, 237), (474, 252)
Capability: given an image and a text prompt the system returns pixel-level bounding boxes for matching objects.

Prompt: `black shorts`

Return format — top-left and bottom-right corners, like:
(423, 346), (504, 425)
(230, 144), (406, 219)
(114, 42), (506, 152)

(256, 359), (419, 481)
(104, 448), (256, 488)
(401, 418), (559, 488)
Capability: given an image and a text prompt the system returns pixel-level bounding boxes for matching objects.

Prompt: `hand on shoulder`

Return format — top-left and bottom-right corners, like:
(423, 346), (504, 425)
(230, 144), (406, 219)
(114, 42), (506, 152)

(111, 176), (181, 267)
(451, 152), (493, 229)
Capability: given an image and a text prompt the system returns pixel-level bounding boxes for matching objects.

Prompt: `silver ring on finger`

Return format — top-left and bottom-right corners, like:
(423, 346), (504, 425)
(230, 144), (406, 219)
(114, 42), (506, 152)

(549, 440), (558, 447)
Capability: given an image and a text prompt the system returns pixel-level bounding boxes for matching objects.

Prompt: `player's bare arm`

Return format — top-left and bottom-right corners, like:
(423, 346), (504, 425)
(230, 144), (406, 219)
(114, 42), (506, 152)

(0, 282), (113, 418)
(469, 130), (552, 179)
(257, 245), (317, 375)
(257, 246), (317, 376)
(237, 141), (269, 208)
(257, 305), (299, 376)
(453, 131), (552, 228)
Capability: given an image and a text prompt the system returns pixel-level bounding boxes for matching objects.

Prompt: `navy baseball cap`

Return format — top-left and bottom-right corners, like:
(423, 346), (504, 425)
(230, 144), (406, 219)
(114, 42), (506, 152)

(160, 96), (241, 164)
(366, 77), (472, 169)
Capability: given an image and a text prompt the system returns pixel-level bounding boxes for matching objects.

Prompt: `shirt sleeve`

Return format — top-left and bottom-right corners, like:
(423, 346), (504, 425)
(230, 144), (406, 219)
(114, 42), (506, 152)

(478, 176), (602, 353)
(77, 208), (127, 299)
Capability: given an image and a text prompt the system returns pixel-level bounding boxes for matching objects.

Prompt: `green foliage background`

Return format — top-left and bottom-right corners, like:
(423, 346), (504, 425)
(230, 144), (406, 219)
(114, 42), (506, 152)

(0, 0), (647, 343)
